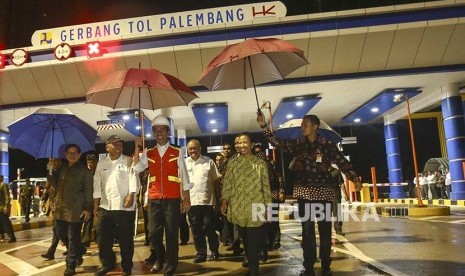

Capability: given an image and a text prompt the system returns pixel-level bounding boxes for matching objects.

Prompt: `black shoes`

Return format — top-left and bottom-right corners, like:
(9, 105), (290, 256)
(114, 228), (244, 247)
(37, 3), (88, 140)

(179, 241), (188, 246)
(193, 256), (207, 263)
(144, 252), (157, 266)
(7, 237), (16, 243)
(150, 262), (164, 273)
(64, 267), (76, 276)
(299, 269), (316, 276)
(321, 268), (332, 276)
(76, 256), (84, 267)
(94, 266), (115, 276)
(41, 253), (55, 260)
(271, 242), (281, 250)
(209, 251), (220, 260)
(232, 248), (244, 256)
(242, 258), (249, 268)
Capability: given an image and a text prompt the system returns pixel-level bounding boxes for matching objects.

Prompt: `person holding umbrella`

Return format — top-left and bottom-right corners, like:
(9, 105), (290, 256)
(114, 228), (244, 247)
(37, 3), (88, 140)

(257, 113), (362, 276)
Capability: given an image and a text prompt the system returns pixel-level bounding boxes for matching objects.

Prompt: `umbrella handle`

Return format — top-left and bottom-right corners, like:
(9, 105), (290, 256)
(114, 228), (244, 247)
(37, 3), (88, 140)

(48, 157), (53, 175)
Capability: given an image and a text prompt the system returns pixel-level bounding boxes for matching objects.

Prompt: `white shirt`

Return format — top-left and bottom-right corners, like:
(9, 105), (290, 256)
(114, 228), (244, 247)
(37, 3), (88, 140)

(427, 174), (437, 184)
(419, 176), (428, 186)
(93, 154), (139, 211)
(138, 142), (193, 193)
(445, 172), (451, 186)
(185, 155), (220, 206)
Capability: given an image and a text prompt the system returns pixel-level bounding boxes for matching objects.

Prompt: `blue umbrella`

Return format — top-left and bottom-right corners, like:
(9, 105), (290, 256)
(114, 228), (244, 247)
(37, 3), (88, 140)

(275, 119), (343, 143)
(8, 108), (97, 158)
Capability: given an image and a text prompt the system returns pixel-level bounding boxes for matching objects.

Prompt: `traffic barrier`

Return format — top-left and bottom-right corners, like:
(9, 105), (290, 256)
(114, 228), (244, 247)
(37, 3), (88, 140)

(361, 182), (409, 202)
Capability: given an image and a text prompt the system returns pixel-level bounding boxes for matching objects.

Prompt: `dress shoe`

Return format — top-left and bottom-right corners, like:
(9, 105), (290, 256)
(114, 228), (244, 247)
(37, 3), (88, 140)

(64, 267), (76, 276)
(298, 268), (316, 276)
(193, 256), (206, 263)
(144, 252), (157, 266)
(232, 248), (244, 256)
(242, 258), (249, 268)
(122, 270), (132, 276)
(94, 266), (115, 276)
(41, 253), (55, 260)
(7, 237), (16, 243)
(209, 251), (220, 260)
(150, 262), (164, 273)
(321, 267), (332, 276)
(76, 256), (84, 267)
(271, 242), (281, 250)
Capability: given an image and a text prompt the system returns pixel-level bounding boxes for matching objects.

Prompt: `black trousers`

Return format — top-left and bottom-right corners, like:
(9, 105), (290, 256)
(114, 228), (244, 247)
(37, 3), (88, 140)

(98, 208), (135, 272)
(238, 225), (264, 276)
(331, 188), (343, 231)
(143, 207), (149, 243)
(188, 205), (219, 258)
(55, 219), (83, 269)
(81, 213), (94, 246)
(148, 199), (180, 273)
(46, 218), (61, 255)
(267, 199), (281, 247)
(298, 200), (333, 270)
(21, 200), (31, 221)
(0, 212), (15, 239)
(179, 211), (190, 244)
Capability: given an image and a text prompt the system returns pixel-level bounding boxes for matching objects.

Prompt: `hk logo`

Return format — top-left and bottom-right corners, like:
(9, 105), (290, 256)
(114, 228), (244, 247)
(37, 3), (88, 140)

(252, 5), (276, 17)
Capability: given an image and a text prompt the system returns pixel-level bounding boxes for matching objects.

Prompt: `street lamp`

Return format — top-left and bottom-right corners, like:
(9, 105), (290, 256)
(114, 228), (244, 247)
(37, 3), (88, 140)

(393, 94), (425, 207)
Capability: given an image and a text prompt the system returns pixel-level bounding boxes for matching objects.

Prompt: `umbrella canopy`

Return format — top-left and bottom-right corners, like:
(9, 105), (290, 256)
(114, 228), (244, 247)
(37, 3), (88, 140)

(423, 158), (449, 173)
(275, 119), (343, 144)
(8, 108), (97, 158)
(86, 68), (198, 110)
(198, 38), (308, 108)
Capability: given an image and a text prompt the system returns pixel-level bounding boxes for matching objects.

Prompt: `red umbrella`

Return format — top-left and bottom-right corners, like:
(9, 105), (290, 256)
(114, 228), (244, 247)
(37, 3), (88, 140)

(86, 68), (198, 110)
(86, 68), (198, 145)
(199, 38), (308, 109)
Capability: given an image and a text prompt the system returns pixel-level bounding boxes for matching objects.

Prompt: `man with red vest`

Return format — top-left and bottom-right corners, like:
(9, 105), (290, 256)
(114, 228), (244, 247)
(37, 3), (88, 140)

(138, 115), (192, 276)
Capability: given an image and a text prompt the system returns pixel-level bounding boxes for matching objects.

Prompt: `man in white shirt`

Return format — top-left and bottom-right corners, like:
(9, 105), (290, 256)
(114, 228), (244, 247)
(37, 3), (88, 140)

(93, 135), (139, 276)
(185, 139), (221, 263)
(445, 169), (451, 199)
(137, 115), (192, 276)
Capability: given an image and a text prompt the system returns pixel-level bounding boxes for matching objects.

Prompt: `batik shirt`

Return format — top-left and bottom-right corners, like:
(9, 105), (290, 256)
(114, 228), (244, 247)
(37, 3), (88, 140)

(222, 154), (272, 227)
(264, 128), (360, 201)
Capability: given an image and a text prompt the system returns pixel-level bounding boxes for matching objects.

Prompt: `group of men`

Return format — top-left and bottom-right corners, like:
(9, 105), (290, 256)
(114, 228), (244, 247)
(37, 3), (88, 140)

(37, 112), (361, 276)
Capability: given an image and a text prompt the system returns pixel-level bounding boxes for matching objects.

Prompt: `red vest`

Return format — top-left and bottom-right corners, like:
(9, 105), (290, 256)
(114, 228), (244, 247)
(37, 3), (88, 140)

(147, 145), (182, 199)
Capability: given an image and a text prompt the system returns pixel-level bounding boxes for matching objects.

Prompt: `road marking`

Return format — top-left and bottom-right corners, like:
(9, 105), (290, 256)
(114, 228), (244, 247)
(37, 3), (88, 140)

(337, 235), (409, 276)
(0, 252), (40, 275)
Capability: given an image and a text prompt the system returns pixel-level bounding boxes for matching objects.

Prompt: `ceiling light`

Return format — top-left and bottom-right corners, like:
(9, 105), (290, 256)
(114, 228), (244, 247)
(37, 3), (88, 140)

(136, 125), (141, 130)
(393, 94), (404, 102)
(145, 134), (152, 138)
(122, 115), (130, 120)
(0, 136), (5, 141)
(207, 108), (214, 113)
(370, 107), (379, 113)
(286, 114), (293, 119)
(212, 129), (218, 133)
(296, 101), (304, 107)
(278, 124), (283, 128)
(209, 120), (216, 124)
(354, 118), (361, 123)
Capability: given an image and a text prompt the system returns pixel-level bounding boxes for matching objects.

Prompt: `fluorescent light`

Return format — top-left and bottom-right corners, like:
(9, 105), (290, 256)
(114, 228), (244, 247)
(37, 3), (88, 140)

(295, 101), (304, 107)
(136, 125), (141, 130)
(212, 129), (218, 133)
(145, 134), (152, 138)
(354, 118), (361, 123)
(209, 120), (216, 124)
(278, 124), (283, 128)
(207, 108), (214, 113)
(286, 114), (293, 119)
(0, 136), (5, 140)
(122, 115), (130, 120)
(370, 107), (379, 113)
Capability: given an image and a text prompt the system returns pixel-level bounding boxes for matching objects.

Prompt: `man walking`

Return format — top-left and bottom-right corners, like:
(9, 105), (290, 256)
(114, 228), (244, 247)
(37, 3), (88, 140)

(93, 135), (139, 276)
(185, 139), (221, 263)
(19, 178), (34, 223)
(257, 114), (362, 276)
(138, 115), (192, 276)
(49, 144), (93, 276)
(0, 175), (16, 243)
